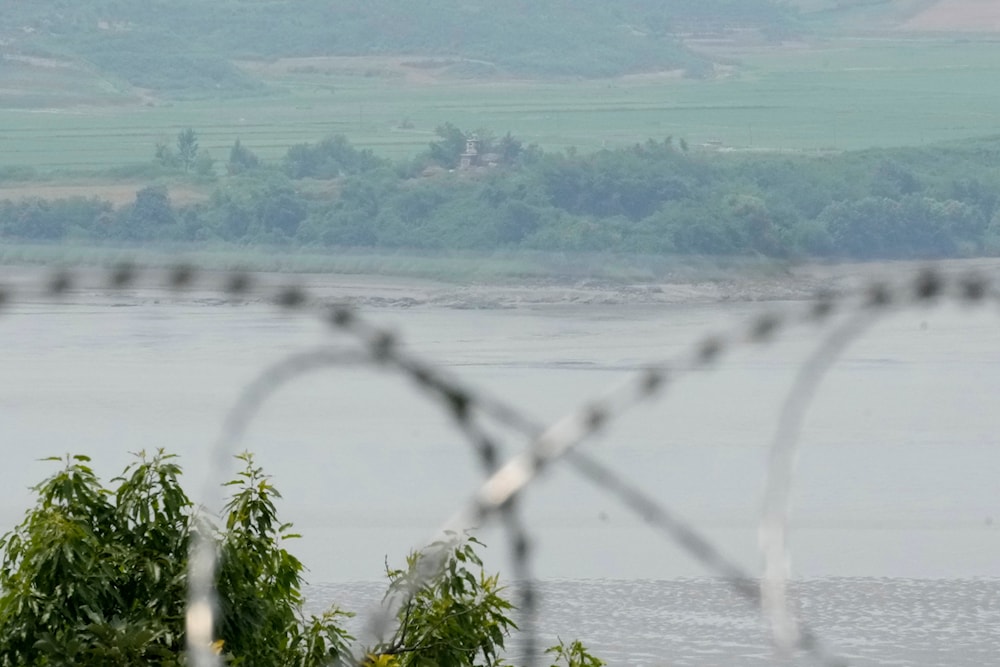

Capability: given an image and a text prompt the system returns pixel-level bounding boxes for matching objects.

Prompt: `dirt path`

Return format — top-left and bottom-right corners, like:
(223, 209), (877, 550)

(0, 183), (210, 207)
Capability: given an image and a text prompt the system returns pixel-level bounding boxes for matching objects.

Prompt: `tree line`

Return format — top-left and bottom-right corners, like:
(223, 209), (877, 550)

(3, 127), (1000, 261)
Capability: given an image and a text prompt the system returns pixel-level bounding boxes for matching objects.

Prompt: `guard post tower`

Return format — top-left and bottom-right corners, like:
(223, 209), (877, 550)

(459, 134), (479, 169)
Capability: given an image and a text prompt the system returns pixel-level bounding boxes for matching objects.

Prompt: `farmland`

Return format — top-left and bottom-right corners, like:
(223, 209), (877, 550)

(2, 36), (1000, 176)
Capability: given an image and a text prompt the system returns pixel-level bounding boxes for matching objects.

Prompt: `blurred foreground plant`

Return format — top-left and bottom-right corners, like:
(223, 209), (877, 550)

(0, 451), (599, 667)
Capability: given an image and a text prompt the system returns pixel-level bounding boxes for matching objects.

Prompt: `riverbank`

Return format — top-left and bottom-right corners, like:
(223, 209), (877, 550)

(2, 246), (999, 309)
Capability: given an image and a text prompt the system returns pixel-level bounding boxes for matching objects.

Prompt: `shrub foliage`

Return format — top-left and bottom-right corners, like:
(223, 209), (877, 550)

(0, 451), (602, 667)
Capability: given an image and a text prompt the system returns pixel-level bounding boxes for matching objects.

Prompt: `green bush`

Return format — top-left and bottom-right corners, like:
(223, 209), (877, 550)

(283, 136), (388, 180)
(0, 451), (600, 667)
(0, 452), (351, 666)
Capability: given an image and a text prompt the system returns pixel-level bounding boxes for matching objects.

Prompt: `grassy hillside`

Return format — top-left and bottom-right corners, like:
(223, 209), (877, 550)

(3, 36), (1000, 174)
(3, 0), (998, 175)
(0, 0), (795, 94)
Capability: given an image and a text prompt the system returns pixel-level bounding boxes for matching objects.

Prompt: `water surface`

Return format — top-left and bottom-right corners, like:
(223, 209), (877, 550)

(2, 272), (998, 663)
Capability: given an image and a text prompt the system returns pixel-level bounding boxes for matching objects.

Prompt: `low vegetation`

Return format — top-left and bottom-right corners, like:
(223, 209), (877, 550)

(0, 451), (602, 666)
(3, 126), (1000, 262)
(0, 0), (795, 93)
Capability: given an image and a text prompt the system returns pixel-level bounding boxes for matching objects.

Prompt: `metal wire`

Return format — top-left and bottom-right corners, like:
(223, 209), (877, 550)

(1, 261), (996, 667)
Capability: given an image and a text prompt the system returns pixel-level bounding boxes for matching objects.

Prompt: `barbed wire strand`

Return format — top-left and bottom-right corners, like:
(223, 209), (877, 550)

(1, 262), (995, 667)
(297, 301), (543, 663)
(758, 310), (879, 661)
(448, 267), (992, 535)
(430, 268), (994, 667)
(758, 267), (992, 658)
(566, 449), (849, 667)
(0, 266), (916, 666)
(186, 335), (539, 665)
(189, 347), (369, 667)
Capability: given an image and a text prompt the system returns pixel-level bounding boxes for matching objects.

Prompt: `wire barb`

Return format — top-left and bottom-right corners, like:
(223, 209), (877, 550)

(2, 261), (997, 667)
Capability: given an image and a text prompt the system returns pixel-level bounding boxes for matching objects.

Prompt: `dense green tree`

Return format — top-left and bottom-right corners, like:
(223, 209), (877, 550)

(284, 136), (388, 179)
(496, 132), (524, 165)
(870, 159), (922, 198)
(0, 452), (600, 667)
(819, 196), (903, 259)
(228, 139), (261, 176)
(154, 143), (180, 170)
(194, 151), (217, 180)
(177, 129), (199, 173)
(114, 185), (177, 241)
(427, 123), (470, 169)
(0, 452), (202, 666)
(495, 200), (543, 245)
(258, 186), (308, 239)
(299, 172), (393, 246)
(0, 197), (114, 241)
(0, 451), (355, 666)
(215, 453), (352, 665)
(369, 536), (515, 666)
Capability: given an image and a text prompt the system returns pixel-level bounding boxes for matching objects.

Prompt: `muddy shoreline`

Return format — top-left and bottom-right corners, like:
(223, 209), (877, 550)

(301, 257), (1000, 309)
(2, 257), (999, 310)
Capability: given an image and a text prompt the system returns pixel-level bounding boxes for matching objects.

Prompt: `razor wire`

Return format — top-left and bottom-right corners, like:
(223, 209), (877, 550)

(201, 344), (540, 665)
(0, 261), (996, 667)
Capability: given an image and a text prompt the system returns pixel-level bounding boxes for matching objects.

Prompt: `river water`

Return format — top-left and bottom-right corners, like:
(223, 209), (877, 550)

(1, 267), (998, 664)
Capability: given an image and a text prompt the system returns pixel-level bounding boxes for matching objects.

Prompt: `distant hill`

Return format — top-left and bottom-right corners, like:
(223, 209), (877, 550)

(0, 0), (797, 94)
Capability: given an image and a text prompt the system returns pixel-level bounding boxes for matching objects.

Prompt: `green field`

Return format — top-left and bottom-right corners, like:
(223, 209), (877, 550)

(2, 36), (1000, 174)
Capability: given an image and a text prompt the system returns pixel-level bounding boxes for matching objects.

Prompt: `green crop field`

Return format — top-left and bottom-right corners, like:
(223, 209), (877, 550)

(2, 36), (1000, 175)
